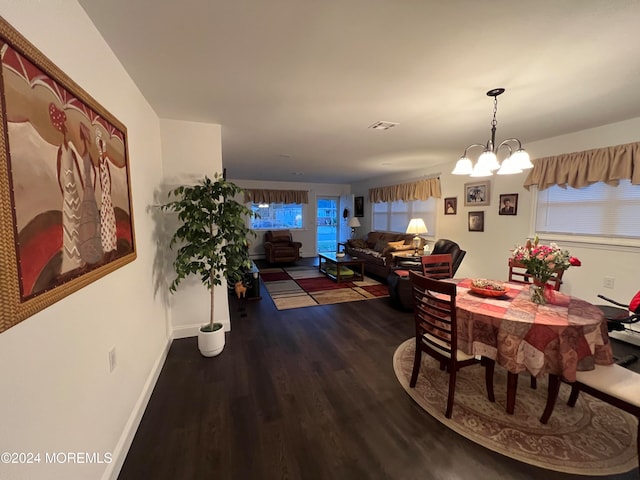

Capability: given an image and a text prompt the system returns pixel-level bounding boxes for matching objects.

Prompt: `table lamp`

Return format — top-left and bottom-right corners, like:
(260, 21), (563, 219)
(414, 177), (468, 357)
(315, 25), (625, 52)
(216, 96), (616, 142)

(348, 217), (361, 238)
(406, 218), (428, 255)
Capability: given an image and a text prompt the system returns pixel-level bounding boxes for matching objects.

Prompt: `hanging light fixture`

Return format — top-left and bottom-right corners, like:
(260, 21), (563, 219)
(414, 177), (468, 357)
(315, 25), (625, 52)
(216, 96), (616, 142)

(451, 88), (533, 177)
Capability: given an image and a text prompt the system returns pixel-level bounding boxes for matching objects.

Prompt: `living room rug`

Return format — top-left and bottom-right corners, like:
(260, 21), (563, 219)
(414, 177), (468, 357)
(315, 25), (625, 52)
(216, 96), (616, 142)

(393, 338), (638, 476)
(260, 266), (389, 310)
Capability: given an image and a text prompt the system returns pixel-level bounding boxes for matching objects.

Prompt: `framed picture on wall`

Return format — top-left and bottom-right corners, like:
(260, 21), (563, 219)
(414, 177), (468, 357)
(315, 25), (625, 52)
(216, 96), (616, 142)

(468, 211), (484, 232)
(499, 193), (518, 215)
(354, 196), (364, 217)
(0, 17), (137, 334)
(464, 181), (490, 206)
(444, 197), (457, 215)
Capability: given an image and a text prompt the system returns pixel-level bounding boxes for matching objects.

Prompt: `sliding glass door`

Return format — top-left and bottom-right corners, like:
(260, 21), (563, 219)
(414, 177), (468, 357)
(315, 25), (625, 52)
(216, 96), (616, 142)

(316, 197), (338, 253)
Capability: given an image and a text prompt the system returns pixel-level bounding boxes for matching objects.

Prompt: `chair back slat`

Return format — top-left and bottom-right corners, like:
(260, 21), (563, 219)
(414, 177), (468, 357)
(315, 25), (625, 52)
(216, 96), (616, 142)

(421, 253), (454, 279)
(508, 258), (563, 291)
(410, 271), (457, 354)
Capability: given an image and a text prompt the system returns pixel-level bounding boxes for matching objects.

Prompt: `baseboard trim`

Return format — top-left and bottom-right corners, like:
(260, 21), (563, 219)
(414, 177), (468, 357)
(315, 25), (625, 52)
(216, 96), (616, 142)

(102, 336), (172, 480)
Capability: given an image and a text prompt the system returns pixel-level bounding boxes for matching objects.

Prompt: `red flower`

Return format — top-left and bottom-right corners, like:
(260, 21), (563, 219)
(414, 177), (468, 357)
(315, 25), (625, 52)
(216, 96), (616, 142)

(569, 256), (581, 267)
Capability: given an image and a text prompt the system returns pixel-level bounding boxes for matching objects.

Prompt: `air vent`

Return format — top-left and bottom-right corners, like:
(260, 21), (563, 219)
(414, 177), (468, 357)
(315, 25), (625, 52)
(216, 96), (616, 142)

(369, 121), (399, 131)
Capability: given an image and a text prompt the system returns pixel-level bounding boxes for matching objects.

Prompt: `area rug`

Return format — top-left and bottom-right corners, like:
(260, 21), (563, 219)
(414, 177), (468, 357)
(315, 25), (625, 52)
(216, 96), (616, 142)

(393, 338), (638, 475)
(260, 266), (389, 310)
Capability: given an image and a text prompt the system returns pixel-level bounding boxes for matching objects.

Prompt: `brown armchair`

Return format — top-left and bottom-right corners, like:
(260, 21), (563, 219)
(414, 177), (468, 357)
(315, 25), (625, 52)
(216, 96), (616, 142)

(263, 230), (302, 264)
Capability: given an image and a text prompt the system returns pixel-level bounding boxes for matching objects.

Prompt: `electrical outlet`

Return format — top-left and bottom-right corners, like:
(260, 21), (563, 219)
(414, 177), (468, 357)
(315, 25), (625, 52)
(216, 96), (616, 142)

(108, 347), (117, 373)
(603, 276), (615, 289)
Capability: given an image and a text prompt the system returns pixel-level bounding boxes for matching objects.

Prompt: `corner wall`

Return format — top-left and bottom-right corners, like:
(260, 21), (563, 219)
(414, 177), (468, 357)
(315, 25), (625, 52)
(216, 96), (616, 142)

(159, 119), (230, 336)
(0, 3), (169, 480)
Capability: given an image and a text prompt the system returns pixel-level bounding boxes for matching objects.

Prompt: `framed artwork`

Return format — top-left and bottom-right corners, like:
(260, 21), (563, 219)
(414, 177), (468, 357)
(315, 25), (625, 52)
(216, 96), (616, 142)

(354, 196), (364, 217)
(464, 181), (490, 206)
(444, 197), (457, 215)
(0, 17), (136, 333)
(499, 193), (518, 215)
(468, 211), (484, 232)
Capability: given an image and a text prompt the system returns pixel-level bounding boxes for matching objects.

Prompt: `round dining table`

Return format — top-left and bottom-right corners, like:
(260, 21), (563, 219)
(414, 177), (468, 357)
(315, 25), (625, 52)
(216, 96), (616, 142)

(451, 278), (614, 417)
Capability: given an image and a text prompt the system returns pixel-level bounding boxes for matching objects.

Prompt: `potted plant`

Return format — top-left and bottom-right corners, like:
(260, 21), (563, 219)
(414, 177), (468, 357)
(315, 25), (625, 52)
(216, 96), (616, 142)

(161, 173), (256, 356)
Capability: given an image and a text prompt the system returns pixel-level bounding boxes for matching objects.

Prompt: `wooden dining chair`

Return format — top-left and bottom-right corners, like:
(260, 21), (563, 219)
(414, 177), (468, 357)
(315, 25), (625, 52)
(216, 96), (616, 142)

(508, 258), (564, 291)
(541, 364), (640, 476)
(409, 271), (495, 418)
(421, 253), (454, 279)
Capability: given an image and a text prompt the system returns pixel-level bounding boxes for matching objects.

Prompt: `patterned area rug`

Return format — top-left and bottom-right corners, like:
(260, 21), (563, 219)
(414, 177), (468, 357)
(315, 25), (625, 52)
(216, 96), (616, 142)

(393, 338), (638, 475)
(260, 266), (389, 310)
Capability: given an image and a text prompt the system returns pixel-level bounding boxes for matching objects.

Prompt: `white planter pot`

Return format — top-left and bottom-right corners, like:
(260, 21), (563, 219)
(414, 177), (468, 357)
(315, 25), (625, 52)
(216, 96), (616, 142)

(197, 324), (225, 357)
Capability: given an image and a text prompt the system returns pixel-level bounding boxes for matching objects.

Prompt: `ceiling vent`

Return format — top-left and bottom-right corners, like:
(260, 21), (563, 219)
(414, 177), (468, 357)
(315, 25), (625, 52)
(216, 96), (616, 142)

(369, 121), (399, 131)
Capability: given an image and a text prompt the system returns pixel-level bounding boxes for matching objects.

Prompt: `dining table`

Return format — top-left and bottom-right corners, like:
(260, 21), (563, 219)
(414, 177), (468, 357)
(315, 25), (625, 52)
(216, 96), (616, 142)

(450, 278), (614, 419)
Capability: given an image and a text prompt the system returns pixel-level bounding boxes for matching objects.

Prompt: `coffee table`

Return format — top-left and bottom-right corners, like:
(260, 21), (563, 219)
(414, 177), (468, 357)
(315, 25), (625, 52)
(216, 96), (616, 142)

(318, 252), (365, 283)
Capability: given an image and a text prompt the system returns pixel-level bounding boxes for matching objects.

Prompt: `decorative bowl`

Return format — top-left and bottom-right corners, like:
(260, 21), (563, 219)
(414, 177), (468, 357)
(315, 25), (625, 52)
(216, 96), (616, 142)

(336, 252), (346, 258)
(470, 279), (509, 297)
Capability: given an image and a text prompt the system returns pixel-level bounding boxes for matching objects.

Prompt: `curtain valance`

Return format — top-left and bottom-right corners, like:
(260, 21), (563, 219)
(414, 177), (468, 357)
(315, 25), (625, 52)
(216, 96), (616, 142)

(368, 177), (441, 203)
(523, 141), (640, 190)
(243, 188), (309, 204)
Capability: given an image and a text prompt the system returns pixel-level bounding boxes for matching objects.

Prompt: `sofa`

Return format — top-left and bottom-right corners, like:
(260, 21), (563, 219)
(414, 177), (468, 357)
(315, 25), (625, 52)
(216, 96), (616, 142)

(343, 231), (424, 278)
(263, 229), (302, 264)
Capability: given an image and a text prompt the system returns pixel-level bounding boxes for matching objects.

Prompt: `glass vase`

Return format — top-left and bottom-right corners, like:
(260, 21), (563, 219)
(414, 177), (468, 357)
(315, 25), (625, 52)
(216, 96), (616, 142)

(530, 280), (547, 305)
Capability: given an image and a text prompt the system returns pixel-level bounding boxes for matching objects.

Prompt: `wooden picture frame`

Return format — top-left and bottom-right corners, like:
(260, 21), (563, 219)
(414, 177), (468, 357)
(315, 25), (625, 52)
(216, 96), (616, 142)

(499, 193), (518, 215)
(0, 17), (136, 333)
(354, 196), (364, 217)
(468, 211), (484, 232)
(464, 181), (490, 206)
(444, 197), (457, 215)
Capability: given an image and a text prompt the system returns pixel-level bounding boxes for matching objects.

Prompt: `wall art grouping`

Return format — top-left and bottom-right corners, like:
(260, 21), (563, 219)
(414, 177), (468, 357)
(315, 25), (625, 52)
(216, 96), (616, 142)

(0, 17), (136, 333)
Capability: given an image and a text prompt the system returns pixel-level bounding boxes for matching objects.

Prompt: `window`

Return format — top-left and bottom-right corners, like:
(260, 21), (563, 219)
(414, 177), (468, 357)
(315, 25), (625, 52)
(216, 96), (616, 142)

(250, 203), (303, 230)
(372, 198), (436, 234)
(535, 179), (640, 241)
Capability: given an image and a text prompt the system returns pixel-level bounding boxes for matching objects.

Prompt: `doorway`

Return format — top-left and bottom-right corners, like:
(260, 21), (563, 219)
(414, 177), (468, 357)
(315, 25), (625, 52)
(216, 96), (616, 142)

(316, 196), (338, 253)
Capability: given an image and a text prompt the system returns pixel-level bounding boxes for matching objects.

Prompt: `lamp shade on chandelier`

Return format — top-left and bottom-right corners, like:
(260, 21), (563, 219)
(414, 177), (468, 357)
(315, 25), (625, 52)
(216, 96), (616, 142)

(452, 88), (533, 177)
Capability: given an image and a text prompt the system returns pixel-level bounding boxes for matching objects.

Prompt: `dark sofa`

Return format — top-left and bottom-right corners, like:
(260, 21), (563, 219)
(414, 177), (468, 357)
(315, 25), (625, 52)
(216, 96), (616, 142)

(343, 231), (424, 278)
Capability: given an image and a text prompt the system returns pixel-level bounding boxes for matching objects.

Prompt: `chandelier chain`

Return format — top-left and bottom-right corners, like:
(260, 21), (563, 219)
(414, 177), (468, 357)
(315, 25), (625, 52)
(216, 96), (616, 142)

(491, 95), (498, 129)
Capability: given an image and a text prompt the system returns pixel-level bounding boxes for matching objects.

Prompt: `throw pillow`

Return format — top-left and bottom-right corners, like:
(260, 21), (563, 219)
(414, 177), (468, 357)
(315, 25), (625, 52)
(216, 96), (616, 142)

(383, 240), (409, 255)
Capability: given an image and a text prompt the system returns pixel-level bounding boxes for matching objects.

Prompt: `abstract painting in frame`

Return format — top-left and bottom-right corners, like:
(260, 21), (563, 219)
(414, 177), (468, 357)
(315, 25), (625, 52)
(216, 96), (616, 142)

(0, 17), (136, 333)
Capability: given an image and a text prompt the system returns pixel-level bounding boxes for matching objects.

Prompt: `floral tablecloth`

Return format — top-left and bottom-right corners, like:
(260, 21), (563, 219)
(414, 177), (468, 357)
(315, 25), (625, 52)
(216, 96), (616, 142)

(453, 278), (614, 382)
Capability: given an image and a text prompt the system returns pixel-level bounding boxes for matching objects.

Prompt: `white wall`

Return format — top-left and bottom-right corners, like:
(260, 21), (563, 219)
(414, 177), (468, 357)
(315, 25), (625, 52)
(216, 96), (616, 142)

(352, 117), (640, 308)
(232, 178), (352, 258)
(0, 3), (168, 480)
(159, 119), (230, 336)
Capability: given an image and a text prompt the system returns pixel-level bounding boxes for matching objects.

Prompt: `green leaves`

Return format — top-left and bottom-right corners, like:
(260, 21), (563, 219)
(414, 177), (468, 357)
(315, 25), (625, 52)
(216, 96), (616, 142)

(161, 173), (256, 292)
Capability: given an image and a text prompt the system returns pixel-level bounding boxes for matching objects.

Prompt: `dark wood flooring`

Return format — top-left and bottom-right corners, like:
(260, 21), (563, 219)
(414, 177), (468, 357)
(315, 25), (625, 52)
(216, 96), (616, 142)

(118, 259), (639, 480)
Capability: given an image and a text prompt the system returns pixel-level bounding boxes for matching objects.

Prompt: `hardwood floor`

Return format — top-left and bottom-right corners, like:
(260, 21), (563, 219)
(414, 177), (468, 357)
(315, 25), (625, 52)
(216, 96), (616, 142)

(118, 260), (639, 480)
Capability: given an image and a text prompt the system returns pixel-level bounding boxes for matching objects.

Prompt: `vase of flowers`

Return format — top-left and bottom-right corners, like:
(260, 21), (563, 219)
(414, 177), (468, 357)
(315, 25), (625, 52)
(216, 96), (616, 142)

(510, 236), (581, 305)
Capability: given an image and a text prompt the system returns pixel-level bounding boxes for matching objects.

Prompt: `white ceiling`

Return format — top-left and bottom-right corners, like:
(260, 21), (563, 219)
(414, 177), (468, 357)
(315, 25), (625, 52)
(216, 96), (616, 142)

(78, 0), (640, 184)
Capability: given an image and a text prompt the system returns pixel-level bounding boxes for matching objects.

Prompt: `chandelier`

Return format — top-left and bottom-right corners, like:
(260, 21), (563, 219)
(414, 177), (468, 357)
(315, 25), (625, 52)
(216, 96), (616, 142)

(451, 88), (533, 177)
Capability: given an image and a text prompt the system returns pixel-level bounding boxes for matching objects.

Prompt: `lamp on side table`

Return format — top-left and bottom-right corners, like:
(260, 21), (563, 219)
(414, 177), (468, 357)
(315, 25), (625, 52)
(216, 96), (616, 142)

(348, 217), (361, 239)
(406, 218), (428, 255)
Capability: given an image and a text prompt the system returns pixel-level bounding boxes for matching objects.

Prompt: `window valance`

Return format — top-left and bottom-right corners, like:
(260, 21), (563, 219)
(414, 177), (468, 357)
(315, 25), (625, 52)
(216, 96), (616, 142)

(368, 177), (441, 203)
(523, 141), (640, 191)
(243, 188), (309, 204)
